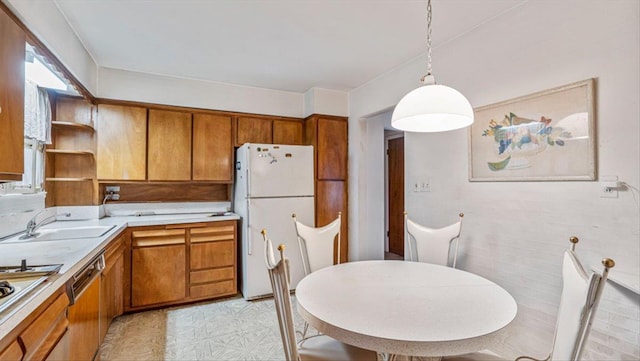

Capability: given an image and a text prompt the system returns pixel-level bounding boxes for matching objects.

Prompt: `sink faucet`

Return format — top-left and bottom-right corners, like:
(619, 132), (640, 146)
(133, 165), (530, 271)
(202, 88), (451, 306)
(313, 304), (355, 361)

(20, 210), (71, 239)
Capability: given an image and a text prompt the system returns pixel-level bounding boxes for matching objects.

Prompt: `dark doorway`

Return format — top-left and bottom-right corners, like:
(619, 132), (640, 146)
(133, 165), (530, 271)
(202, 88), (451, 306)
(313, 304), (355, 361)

(387, 136), (404, 257)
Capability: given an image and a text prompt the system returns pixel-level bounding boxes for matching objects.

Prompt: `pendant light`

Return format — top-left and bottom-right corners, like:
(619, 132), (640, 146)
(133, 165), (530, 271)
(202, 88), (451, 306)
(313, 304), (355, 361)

(392, 0), (474, 132)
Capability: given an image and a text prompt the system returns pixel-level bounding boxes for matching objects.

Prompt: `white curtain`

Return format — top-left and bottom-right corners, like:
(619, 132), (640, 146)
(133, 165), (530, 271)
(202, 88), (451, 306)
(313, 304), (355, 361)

(24, 79), (52, 144)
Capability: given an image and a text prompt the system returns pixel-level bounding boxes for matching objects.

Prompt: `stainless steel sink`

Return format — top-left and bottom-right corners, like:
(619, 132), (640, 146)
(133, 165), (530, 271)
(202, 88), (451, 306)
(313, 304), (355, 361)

(2, 225), (116, 243)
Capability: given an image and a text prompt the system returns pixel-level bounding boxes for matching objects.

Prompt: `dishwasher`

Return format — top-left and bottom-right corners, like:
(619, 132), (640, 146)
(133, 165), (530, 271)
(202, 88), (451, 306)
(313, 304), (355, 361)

(66, 252), (104, 361)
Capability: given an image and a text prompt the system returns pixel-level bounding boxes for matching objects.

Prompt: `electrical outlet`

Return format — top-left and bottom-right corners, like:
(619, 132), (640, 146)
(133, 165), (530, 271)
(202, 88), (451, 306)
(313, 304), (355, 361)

(600, 176), (619, 198)
(600, 186), (618, 198)
(105, 186), (120, 193)
(420, 181), (431, 192)
(111, 194), (120, 200)
(413, 183), (419, 192)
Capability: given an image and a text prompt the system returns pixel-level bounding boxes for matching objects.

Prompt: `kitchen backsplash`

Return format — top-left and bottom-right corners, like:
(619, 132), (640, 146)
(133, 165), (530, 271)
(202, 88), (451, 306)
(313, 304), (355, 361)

(0, 193), (46, 239)
(104, 201), (231, 217)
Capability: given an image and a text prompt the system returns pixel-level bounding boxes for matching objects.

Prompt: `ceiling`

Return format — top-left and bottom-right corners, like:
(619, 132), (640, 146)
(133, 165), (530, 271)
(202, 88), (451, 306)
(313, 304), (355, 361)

(54, 0), (525, 93)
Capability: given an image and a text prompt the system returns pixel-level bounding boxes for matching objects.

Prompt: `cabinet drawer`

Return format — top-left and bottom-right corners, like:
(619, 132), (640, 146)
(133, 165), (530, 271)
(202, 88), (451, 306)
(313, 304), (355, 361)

(190, 241), (234, 270)
(190, 225), (235, 243)
(132, 229), (185, 247)
(190, 280), (235, 299)
(190, 267), (234, 284)
(20, 292), (69, 360)
(0, 339), (23, 361)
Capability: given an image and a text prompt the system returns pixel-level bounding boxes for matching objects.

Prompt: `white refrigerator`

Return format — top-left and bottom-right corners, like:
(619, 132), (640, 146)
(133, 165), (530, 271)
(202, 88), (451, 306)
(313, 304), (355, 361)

(234, 143), (315, 300)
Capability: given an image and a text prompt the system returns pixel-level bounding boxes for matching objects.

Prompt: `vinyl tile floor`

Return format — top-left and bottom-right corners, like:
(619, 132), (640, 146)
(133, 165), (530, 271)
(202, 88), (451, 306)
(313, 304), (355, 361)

(99, 295), (310, 361)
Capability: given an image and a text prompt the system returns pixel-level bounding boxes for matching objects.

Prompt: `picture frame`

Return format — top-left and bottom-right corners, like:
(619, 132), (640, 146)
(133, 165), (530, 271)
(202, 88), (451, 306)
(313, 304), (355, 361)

(469, 78), (596, 181)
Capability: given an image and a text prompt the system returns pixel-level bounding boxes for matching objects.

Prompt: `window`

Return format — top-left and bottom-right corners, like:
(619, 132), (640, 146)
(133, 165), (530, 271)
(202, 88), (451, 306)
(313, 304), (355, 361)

(0, 139), (44, 195)
(0, 42), (81, 196)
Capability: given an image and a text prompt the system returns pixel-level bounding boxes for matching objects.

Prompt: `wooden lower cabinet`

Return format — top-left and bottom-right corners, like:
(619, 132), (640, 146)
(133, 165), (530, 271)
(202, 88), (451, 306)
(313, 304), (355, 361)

(45, 331), (69, 361)
(316, 180), (348, 264)
(125, 221), (237, 312)
(0, 339), (23, 361)
(100, 235), (125, 342)
(20, 291), (69, 361)
(131, 228), (187, 308)
(0, 288), (69, 361)
(304, 115), (349, 263)
(189, 222), (237, 300)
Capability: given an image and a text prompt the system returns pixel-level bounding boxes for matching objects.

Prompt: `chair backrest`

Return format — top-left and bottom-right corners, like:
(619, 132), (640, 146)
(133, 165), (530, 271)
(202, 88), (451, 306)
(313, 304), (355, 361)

(550, 236), (614, 361)
(292, 212), (341, 275)
(262, 230), (299, 361)
(405, 212), (464, 267)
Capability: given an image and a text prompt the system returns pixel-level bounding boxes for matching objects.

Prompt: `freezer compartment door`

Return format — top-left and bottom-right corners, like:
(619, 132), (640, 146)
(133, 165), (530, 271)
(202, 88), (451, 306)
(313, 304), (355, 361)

(241, 196), (314, 299)
(246, 144), (314, 198)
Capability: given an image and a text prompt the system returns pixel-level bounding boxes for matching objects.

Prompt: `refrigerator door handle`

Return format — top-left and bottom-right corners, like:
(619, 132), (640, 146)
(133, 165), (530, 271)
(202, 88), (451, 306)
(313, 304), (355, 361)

(246, 199), (252, 256)
(246, 166), (250, 198)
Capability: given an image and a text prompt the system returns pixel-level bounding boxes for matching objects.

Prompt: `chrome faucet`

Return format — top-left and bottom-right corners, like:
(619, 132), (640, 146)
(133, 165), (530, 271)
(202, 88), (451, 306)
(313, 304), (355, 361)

(20, 210), (71, 239)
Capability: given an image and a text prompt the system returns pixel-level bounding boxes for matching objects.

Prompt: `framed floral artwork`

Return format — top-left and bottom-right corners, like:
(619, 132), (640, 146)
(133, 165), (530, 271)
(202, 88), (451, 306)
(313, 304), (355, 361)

(469, 79), (596, 181)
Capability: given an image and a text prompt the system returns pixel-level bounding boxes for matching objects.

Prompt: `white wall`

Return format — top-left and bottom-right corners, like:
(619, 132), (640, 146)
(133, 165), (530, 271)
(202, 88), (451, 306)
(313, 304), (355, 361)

(348, 0), (639, 360)
(3, 0), (98, 94)
(303, 87), (349, 117)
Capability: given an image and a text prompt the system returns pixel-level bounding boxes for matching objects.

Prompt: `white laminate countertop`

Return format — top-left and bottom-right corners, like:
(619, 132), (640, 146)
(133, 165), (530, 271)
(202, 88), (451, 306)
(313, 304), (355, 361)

(0, 212), (240, 341)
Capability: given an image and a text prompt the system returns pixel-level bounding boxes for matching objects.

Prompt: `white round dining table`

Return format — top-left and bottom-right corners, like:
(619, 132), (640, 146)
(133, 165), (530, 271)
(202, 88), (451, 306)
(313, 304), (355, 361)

(295, 260), (517, 359)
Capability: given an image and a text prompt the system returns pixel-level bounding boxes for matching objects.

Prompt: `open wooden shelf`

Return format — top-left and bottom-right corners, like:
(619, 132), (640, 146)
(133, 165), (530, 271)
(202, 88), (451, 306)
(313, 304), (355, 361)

(46, 177), (94, 182)
(52, 121), (95, 132)
(45, 149), (95, 156)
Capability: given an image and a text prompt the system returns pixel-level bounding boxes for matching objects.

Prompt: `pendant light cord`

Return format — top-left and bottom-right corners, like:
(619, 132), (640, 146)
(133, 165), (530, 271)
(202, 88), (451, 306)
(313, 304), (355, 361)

(421, 0), (435, 85)
(426, 0), (432, 76)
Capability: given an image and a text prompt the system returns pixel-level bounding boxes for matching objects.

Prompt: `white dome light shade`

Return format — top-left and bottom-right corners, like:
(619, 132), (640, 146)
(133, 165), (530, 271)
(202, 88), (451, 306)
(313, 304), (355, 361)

(391, 84), (474, 132)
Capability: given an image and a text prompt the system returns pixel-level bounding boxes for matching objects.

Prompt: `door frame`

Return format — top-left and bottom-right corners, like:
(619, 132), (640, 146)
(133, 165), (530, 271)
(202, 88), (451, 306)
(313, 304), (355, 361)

(384, 131), (404, 255)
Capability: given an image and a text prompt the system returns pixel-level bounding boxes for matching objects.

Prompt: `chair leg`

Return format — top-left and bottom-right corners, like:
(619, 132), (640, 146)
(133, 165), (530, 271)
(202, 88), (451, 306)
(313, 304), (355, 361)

(301, 321), (310, 339)
(297, 321), (323, 346)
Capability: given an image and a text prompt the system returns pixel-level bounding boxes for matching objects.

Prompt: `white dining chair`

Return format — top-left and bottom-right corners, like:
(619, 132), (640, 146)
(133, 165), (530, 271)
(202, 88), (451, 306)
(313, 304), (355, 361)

(405, 212), (464, 267)
(292, 212), (341, 341)
(444, 236), (615, 361)
(262, 229), (377, 361)
(292, 212), (341, 276)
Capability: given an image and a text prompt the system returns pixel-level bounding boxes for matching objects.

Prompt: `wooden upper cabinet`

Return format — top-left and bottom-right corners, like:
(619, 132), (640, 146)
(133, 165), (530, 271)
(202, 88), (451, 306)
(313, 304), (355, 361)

(148, 109), (192, 181)
(317, 117), (347, 180)
(193, 114), (233, 182)
(97, 104), (147, 180)
(273, 119), (303, 145)
(0, 9), (25, 181)
(236, 116), (272, 145)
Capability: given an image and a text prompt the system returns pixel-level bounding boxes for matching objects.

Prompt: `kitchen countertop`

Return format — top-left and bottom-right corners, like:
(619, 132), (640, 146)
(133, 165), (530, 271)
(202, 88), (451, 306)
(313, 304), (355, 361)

(0, 212), (240, 341)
